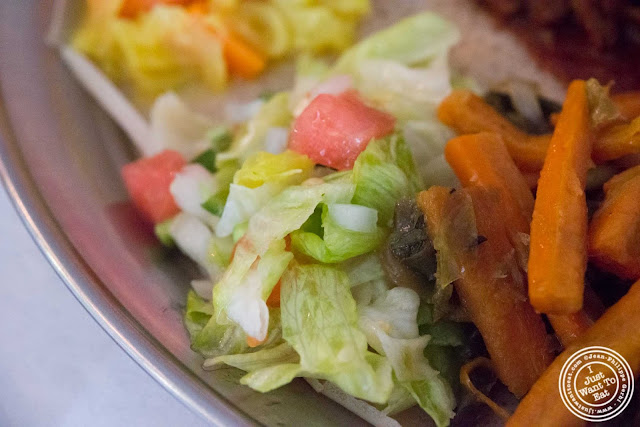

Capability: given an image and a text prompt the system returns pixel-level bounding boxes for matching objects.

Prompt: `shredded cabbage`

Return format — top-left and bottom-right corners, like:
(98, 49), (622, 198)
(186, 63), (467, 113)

(72, 0), (369, 95)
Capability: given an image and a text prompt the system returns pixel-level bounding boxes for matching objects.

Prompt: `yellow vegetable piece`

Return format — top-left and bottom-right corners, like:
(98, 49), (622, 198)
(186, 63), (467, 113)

(234, 150), (314, 189)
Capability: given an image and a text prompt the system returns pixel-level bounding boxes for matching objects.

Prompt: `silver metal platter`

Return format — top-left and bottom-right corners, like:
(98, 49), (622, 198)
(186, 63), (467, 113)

(0, 1), (564, 425)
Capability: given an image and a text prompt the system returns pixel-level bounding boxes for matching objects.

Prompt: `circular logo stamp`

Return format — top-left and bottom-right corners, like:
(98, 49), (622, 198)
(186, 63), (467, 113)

(559, 346), (634, 422)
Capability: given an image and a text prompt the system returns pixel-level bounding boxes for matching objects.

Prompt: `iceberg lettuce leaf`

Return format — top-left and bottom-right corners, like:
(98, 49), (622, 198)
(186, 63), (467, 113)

(376, 332), (455, 427)
(291, 203), (384, 263)
(280, 264), (393, 403)
(210, 180), (355, 343)
(333, 12), (459, 73)
(352, 134), (421, 227)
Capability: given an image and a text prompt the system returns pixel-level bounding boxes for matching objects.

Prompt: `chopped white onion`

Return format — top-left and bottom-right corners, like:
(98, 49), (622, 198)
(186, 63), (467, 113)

(224, 99), (264, 123)
(263, 127), (289, 154)
(169, 213), (213, 267)
(169, 164), (218, 226)
(327, 204), (378, 233)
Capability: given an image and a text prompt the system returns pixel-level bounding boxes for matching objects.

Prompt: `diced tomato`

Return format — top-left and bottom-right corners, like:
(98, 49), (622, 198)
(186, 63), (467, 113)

(121, 150), (186, 224)
(289, 91), (396, 170)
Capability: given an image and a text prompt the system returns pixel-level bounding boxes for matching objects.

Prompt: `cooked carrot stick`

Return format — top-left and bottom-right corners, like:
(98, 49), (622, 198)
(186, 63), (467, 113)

(444, 132), (533, 271)
(582, 285), (606, 320)
(528, 80), (593, 314)
(445, 132), (534, 231)
(547, 312), (593, 347)
(222, 32), (266, 79)
(192, 14), (266, 80)
(444, 132), (597, 347)
(589, 172), (640, 280)
(418, 186), (554, 397)
(603, 163), (640, 194)
(438, 90), (551, 172)
(612, 91), (640, 120)
(592, 116), (640, 163)
(507, 278), (640, 426)
(522, 171), (540, 190)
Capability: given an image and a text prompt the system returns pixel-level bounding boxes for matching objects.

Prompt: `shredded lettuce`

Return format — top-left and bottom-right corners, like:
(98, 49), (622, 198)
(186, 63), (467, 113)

(291, 203), (384, 263)
(357, 287), (421, 354)
(149, 92), (216, 159)
(271, 0), (364, 53)
(73, 5), (226, 95)
(217, 93), (292, 164)
(352, 134), (422, 227)
(169, 213), (213, 268)
(334, 12), (459, 73)
(210, 180), (355, 342)
(279, 264), (393, 403)
(204, 342), (299, 371)
(216, 150), (315, 237)
(184, 290), (215, 343)
(357, 284), (457, 426)
(340, 253), (385, 287)
(226, 239), (293, 341)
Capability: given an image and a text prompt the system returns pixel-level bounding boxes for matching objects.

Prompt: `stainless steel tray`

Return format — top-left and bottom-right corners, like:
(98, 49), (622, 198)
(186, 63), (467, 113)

(0, 1), (565, 425)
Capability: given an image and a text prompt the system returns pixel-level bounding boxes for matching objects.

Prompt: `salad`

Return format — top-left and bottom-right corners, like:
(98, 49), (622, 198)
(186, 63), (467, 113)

(119, 12), (465, 425)
(72, 0), (370, 96)
(62, 2), (640, 426)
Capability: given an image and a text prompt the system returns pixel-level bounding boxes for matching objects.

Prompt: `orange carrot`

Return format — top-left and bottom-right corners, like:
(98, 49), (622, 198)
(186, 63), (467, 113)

(119, 0), (192, 18)
(266, 281), (281, 308)
(221, 32), (266, 79)
(528, 80), (593, 314)
(547, 312), (593, 347)
(445, 132), (534, 232)
(592, 116), (640, 163)
(438, 90), (551, 172)
(603, 163), (640, 194)
(507, 279), (640, 426)
(612, 91), (640, 120)
(418, 186), (554, 397)
(444, 132), (596, 347)
(246, 335), (266, 348)
(444, 132), (533, 271)
(588, 171), (640, 280)
(522, 171), (540, 190)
